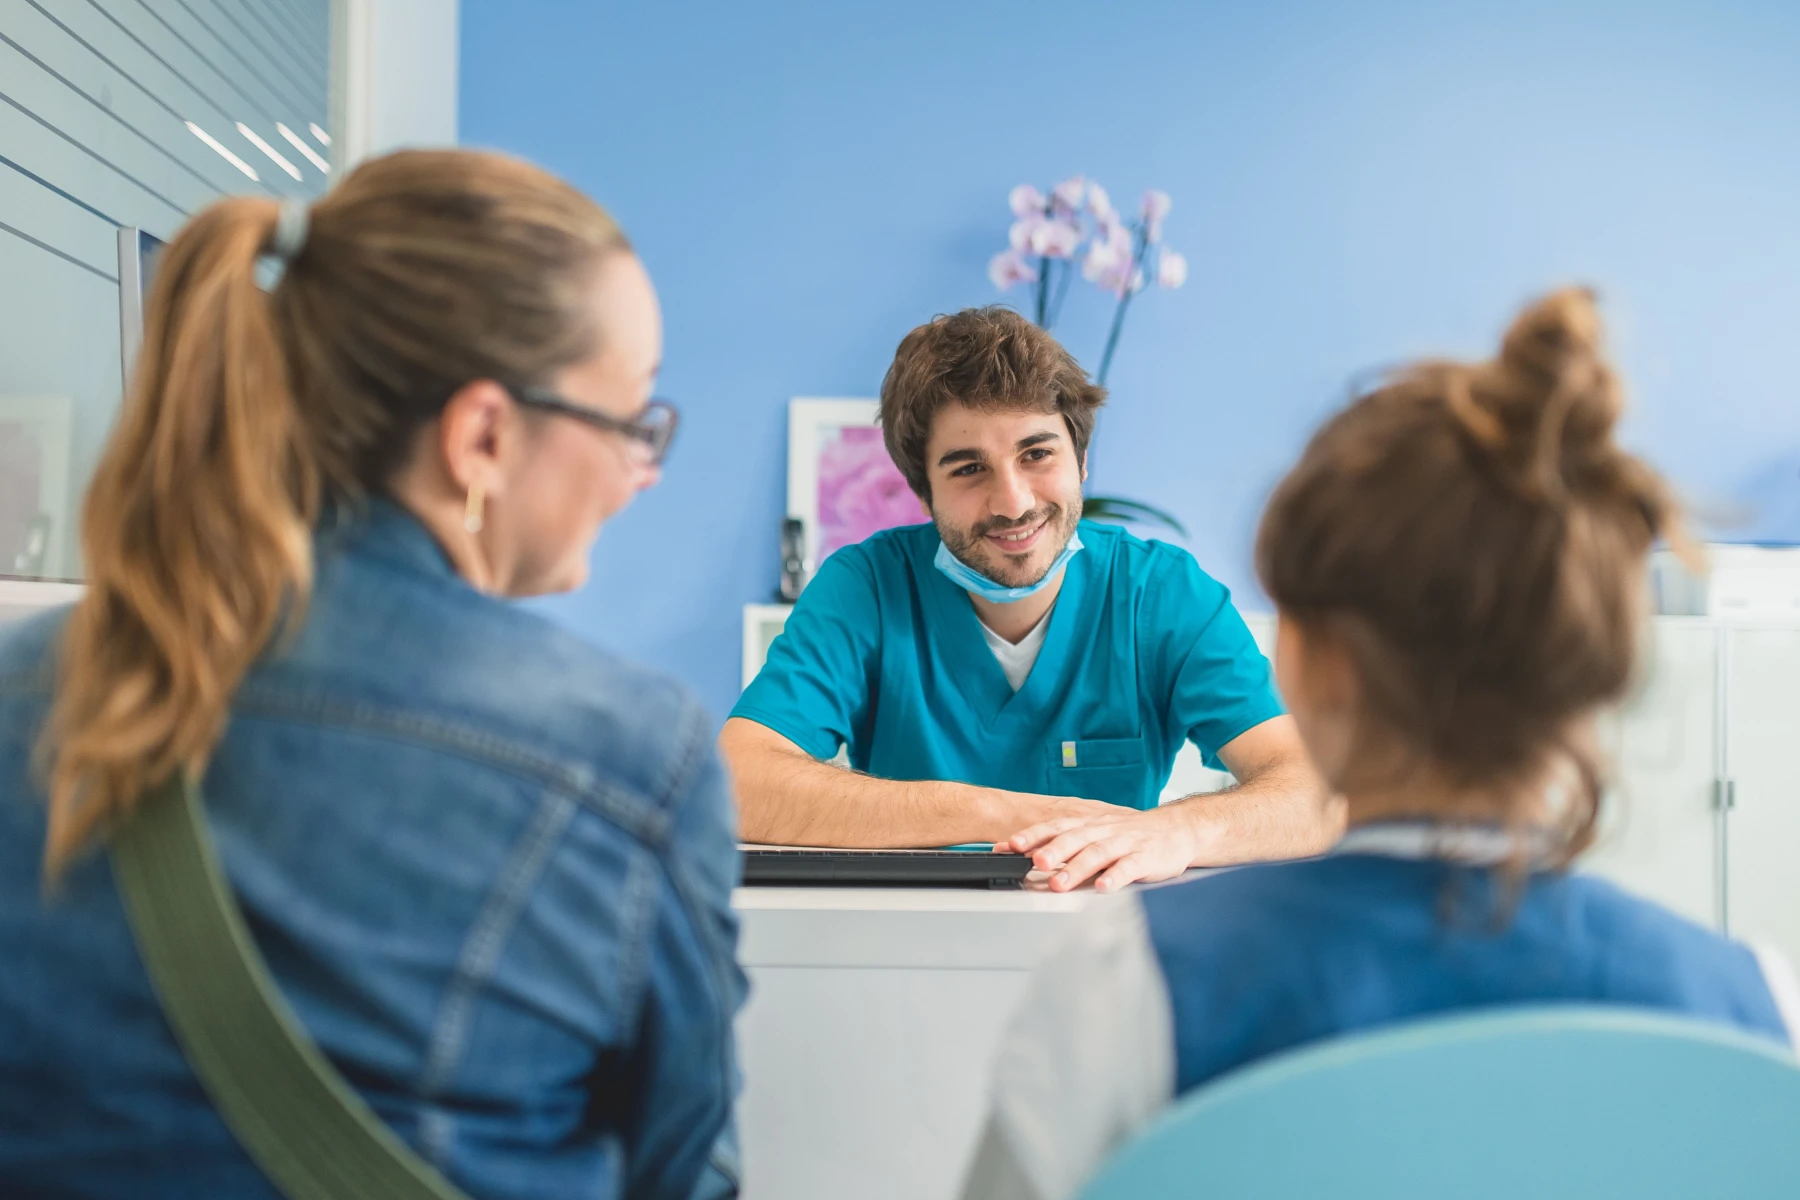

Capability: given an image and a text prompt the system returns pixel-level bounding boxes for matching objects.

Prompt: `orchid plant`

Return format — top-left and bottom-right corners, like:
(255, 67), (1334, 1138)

(988, 175), (1189, 537)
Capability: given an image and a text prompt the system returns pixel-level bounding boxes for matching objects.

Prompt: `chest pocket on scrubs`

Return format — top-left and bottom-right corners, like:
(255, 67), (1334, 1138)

(1046, 736), (1150, 810)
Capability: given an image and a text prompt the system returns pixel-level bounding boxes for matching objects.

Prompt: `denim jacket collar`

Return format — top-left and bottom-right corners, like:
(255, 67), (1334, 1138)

(322, 496), (464, 587)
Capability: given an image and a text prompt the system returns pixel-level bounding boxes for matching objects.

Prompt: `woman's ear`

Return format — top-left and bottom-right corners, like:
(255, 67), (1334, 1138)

(437, 380), (513, 498)
(1289, 620), (1364, 716)
(1275, 614), (1362, 788)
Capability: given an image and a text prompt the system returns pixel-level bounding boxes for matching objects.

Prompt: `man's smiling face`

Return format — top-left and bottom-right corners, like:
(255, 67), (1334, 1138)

(923, 402), (1085, 588)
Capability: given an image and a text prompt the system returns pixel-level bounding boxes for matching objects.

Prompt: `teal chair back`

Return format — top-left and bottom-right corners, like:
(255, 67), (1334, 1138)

(1078, 1006), (1800, 1200)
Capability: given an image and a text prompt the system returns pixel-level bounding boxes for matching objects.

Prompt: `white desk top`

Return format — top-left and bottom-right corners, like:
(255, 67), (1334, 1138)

(732, 884), (1100, 970)
(732, 884), (1093, 913)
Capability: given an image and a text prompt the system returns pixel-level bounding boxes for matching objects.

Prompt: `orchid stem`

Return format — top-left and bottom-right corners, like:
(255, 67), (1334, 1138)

(1035, 256), (1049, 326)
(1047, 254), (1076, 330)
(1095, 227), (1149, 386)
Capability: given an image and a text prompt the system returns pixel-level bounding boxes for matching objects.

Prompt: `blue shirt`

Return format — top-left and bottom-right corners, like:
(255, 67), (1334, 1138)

(962, 827), (1798, 1200)
(0, 502), (746, 1200)
(733, 521), (1282, 809)
(1142, 852), (1792, 1093)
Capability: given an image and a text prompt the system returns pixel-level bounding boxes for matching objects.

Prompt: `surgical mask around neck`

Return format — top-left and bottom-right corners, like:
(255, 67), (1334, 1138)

(934, 530), (1083, 604)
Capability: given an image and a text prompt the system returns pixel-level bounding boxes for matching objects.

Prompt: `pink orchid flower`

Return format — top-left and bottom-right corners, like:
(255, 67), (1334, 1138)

(1087, 183), (1114, 223)
(1051, 175), (1086, 214)
(1083, 241), (1134, 295)
(1009, 216), (1043, 251)
(1029, 218), (1082, 259)
(1141, 189), (1173, 242)
(1009, 184), (1047, 218)
(1097, 211), (1131, 253)
(1157, 249), (1188, 289)
(1083, 234), (1125, 275)
(989, 247), (1039, 291)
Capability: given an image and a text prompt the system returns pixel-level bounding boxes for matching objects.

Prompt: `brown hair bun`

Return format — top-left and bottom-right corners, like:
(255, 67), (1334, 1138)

(1256, 286), (1683, 866)
(1435, 287), (1626, 509)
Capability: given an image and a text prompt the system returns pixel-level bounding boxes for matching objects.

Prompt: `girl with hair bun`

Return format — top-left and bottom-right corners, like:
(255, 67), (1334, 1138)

(959, 288), (1800, 1200)
(0, 149), (743, 1198)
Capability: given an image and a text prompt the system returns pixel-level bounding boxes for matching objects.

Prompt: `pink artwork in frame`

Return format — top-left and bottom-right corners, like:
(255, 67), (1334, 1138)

(816, 424), (920, 561)
(788, 399), (925, 576)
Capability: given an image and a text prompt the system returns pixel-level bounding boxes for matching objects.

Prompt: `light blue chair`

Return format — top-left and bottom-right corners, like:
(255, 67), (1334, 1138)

(1078, 1006), (1800, 1199)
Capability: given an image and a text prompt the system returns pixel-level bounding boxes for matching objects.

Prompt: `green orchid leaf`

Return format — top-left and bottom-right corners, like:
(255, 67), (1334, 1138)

(1082, 495), (1189, 538)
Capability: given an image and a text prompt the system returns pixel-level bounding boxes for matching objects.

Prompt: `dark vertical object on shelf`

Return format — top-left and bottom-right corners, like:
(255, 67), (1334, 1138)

(778, 517), (809, 602)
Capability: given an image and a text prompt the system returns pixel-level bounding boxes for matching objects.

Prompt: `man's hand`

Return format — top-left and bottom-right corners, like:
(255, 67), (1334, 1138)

(1000, 804), (1205, 893)
(1000, 716), (1341, 892)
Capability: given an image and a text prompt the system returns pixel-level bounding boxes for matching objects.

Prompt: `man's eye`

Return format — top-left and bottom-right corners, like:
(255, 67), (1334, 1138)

(951, 464), (982, 478)
(1023, 448), (1053, 462)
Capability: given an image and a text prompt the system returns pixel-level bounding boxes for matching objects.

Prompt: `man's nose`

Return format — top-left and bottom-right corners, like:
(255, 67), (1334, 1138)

(988, 464), (1035, 520)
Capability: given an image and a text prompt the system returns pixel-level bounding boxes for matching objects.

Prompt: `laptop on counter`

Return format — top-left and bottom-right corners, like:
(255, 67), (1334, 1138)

(740, 845), (1034, 889)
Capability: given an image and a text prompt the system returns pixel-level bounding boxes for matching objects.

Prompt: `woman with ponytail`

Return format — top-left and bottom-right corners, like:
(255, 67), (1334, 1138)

(959, 289), (1800, 1200)
(0, 150), (744, 1199)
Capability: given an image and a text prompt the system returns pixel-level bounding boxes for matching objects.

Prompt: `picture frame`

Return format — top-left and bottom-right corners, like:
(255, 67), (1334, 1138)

(0, 395), (74, 580)
(786, 397), (922, 578)
(742, 602), (793, 691)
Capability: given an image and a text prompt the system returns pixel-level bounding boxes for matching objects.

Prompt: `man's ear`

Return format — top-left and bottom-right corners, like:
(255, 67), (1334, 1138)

(1079, 449), (1089, 482)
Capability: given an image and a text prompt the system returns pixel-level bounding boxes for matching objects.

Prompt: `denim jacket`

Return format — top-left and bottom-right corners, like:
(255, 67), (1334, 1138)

(0, 501), (747, 1200)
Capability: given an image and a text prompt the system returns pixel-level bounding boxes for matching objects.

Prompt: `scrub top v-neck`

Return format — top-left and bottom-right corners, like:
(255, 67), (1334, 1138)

(731, 520), (1283, 810)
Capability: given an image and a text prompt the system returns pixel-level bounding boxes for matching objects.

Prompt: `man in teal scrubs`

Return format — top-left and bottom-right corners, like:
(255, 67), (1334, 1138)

(722, 307), (1338, 891)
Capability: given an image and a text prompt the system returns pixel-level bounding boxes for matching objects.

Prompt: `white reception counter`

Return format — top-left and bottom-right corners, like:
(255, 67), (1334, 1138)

(733, 884), (1097, 1200)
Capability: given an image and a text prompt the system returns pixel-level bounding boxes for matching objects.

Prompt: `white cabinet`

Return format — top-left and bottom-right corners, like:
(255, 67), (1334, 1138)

(1588, 620), (1722, 930)
(1725, 625), (1800, 964)
(734, 890), (1090, 1200)
(1538, 620), (1800, 968)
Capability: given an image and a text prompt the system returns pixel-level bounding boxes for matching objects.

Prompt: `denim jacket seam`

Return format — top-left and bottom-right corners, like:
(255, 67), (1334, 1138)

(614, 845), (663, 1043)
(232, 684), (673, 845)
(416, 790), (581, 1103)
(660, 850), (745, 1117)
(642, 701), (741, 1138)
(647, 696), (710, 810)
(417, 1106), (457, 1173)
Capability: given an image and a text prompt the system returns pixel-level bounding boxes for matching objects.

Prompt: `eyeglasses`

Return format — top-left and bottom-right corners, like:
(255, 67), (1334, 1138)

(506, 385), (681, 466)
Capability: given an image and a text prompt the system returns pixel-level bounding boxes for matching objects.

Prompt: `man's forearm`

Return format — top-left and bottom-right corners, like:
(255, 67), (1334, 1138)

(1172, 765), (1345, 866)
(723, 720), (1062, 847)
(741, 756), (1010, 847)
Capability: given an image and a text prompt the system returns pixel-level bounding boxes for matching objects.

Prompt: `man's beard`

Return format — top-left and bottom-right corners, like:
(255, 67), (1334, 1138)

(936, 493), (1083, 588)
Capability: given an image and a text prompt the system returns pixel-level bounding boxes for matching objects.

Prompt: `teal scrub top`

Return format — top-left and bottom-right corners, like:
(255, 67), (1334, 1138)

(731, 520), (1284, 810)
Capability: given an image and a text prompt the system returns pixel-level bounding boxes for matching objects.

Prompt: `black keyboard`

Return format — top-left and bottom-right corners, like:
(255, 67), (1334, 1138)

(740, 847), (1034, 888)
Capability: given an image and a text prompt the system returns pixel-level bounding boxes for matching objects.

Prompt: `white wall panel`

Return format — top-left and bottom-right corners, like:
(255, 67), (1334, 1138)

(1, 0), (330, 579)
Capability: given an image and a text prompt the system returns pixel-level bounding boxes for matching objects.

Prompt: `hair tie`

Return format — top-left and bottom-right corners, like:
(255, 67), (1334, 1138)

(269, 198), (310, 262)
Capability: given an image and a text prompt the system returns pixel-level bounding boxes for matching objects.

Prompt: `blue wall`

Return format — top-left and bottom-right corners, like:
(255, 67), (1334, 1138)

(461, 0), (1800, 721)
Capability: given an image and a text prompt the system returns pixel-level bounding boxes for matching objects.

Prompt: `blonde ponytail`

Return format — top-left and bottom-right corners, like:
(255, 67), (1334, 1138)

(42, 197), (320, 877)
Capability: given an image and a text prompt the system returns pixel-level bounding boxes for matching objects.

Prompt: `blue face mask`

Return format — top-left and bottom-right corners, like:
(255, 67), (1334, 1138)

(933, 529), (1084, 604)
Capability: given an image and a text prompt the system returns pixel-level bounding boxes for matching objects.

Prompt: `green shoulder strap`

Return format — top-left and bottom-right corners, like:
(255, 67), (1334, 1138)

(111, 775), (473, 1200)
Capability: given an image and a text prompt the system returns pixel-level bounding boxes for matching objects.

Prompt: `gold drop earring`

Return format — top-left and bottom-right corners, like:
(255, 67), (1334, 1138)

(464, 484), (485, 534)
